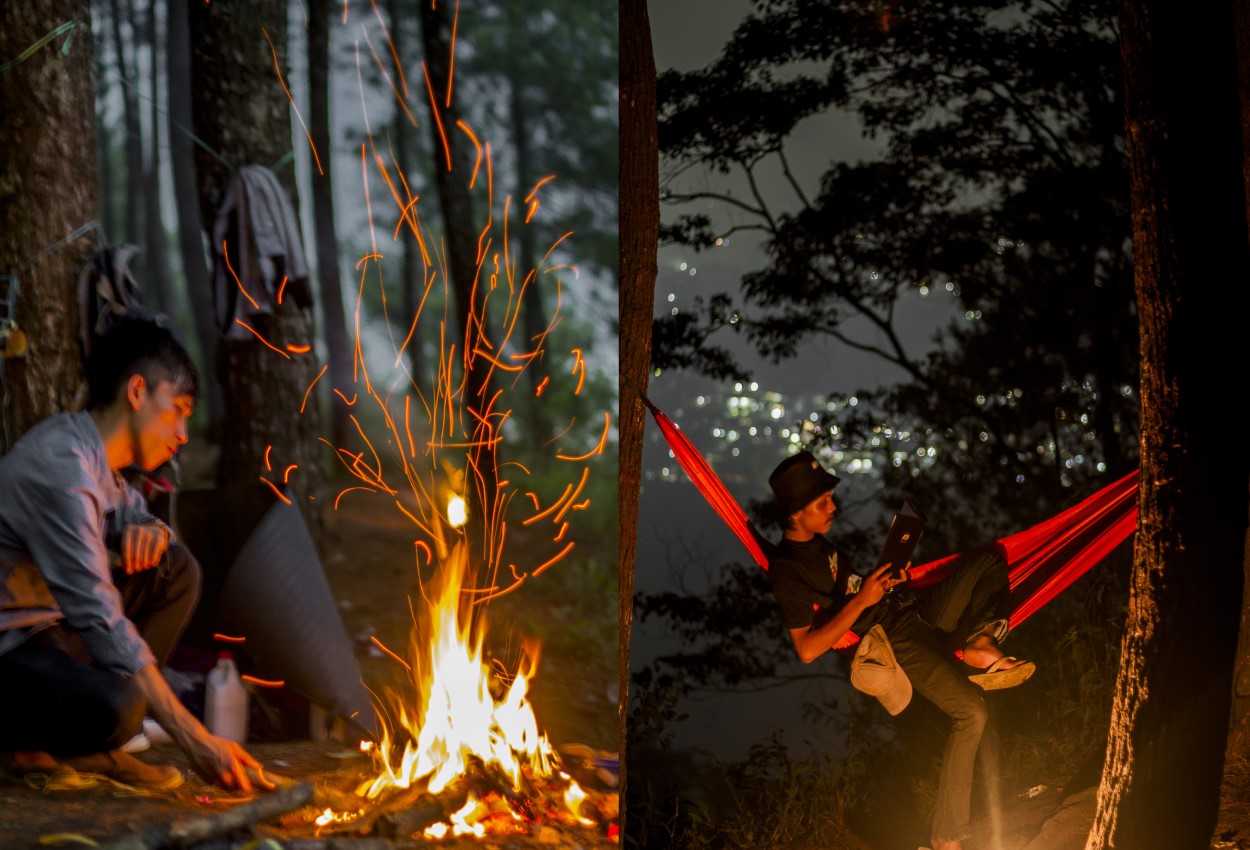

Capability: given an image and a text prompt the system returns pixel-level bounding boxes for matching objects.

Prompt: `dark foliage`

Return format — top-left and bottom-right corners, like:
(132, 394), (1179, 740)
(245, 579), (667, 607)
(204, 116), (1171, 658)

(653, 0), (1136, 537)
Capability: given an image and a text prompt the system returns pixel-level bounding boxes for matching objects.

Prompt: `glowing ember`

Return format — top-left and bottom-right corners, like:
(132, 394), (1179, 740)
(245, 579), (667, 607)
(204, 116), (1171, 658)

(315, 807), (362, 828)
(446, 495), (468, 528)
(425, 797), (487, 839)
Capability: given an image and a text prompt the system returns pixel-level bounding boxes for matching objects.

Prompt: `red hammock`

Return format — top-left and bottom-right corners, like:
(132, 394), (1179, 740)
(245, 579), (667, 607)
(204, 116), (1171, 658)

(644, 398), (1138, 652)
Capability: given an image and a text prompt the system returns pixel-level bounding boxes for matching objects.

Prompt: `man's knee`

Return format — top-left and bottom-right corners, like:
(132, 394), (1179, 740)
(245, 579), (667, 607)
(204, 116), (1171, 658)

(966, 545), (1007, 581)
(951, 692), (989, 734)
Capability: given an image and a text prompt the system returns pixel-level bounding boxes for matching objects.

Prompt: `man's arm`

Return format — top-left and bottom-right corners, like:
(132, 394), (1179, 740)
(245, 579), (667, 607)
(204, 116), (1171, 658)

(132, 663), (271, 792)
(787, 563), (901, 663)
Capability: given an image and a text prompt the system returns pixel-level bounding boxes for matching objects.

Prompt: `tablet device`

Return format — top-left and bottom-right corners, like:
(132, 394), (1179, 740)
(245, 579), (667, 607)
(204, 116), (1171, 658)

(875, 500), (925, 579)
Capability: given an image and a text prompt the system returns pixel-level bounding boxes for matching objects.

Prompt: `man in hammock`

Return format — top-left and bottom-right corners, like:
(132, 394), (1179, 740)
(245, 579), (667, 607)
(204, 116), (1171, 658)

(0, 318), (269, 793)
(766, 450), (1034, 850)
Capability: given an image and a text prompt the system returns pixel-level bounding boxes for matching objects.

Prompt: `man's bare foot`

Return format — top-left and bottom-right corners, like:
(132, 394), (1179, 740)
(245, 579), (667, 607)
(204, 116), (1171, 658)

(963, 631), (1028, 671)
(930, 837), (963, 850)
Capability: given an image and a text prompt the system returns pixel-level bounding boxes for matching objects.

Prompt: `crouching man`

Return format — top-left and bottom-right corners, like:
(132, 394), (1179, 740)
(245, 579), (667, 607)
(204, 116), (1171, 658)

(0, 317), (268, 792)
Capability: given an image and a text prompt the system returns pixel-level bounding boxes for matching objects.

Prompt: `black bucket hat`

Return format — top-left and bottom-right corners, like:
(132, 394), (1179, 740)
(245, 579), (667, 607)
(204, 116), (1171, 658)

(768, 450), (841, 516)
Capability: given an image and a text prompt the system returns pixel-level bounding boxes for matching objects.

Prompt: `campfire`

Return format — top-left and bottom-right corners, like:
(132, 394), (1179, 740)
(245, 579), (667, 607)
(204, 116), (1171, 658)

(290, 542), (611, 841)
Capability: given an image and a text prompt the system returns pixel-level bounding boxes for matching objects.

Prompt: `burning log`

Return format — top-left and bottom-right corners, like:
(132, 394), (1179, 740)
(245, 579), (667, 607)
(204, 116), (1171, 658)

(95, 782), (312, 850)
(373, 772), (475, 839)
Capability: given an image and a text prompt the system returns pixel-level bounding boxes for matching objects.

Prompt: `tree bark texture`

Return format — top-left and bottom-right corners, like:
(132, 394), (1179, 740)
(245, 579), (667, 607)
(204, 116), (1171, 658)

(617, 0), (658, 838)
(189, 0), (324, 532)
(1089, 2), (1250, 847)
(0, 0), (98, 451)
(308, 0), (352, 449)
(1219, 0), (1250, 820)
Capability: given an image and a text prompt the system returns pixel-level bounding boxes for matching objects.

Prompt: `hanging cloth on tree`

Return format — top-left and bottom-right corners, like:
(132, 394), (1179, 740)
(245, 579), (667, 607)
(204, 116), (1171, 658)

(642, 395), (1138, 652)
(211, 165), (312, 340)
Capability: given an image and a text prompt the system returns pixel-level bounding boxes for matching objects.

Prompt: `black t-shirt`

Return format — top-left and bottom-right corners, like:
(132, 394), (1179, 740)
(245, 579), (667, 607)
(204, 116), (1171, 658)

(768, 535), (883, 635)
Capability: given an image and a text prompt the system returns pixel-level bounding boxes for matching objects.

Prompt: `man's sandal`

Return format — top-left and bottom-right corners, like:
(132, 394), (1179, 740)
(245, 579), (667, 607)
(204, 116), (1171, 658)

(967, 657), (1036, 690)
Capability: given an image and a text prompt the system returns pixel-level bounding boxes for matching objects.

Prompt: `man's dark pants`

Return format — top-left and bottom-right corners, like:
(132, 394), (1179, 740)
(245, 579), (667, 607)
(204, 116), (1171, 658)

(883, 546), (1010, 844)
(0, 545), (200, 756)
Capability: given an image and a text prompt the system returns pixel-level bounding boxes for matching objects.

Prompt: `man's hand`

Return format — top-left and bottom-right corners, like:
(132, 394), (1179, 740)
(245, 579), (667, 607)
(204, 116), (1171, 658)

(180, 728), (273, 793)
(858, 563), (905, 605)
(131, 664), (275, 793)
(789, 563), (907, 664)
(120, 523), (170, 574)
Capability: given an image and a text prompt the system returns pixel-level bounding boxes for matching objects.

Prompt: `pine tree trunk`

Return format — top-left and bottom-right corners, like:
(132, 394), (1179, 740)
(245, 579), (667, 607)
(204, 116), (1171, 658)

(109, 0), (145, 272)
(503, 17), (554, 447)
(308, 0), (352, 449)
(388, 0), (426, 389)
(1218, 0), (1250, 822)
(618, 0), (658, 835)
(95, 29), (115, 245)
(166, 0), (222, 432)
(417, 0), (496, 515)
(189, 0), (324, 536)
(0, 0), (98, 450)
(505, 26), (542, 396)
(142, 0), (173, 316)
(1088, 1), (1250, 846)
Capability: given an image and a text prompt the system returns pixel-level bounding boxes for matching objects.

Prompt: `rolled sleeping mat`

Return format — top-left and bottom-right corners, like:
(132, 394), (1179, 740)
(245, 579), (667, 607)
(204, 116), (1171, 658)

(217, 497), (377, 737)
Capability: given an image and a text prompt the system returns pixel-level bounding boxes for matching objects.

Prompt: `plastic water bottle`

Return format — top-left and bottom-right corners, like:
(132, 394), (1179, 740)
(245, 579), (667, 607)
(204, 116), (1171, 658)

(204, 653), (248, 742)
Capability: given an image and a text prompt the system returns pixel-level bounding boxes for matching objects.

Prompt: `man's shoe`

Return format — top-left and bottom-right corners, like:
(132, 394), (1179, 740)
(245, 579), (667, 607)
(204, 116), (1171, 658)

(9, 750), (59, 773)
(121, 732), (151, 753)
(60, 749), (184, 791)
(967, 656), (1036, 690)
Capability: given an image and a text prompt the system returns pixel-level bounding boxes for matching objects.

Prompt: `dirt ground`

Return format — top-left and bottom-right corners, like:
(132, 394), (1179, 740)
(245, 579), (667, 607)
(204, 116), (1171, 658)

(0, 447), (618, 849)
(0, 740), (616, 849)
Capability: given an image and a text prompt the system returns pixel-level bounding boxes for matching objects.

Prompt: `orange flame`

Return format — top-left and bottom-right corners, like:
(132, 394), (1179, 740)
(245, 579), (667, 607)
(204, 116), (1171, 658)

(357, 545), (569, 801)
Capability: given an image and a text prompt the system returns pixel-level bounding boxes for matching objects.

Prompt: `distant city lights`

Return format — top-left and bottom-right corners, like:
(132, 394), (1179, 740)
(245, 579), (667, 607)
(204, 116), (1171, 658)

(645, 379), (1110, 488)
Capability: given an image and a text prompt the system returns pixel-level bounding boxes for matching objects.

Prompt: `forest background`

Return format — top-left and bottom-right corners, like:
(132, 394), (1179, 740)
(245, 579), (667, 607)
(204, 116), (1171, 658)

(0, 0), (619, 755)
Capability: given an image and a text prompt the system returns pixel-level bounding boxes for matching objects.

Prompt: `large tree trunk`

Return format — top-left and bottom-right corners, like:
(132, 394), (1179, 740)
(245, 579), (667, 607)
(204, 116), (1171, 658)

(166, 0), (221, 432)
(189, 0), (324, 534)
(94, 27), (115, 245)
(502, 17), (556, 452)
(308, 0), (352, 449)
(0, 0), (98, 450)
(504, 16), (542, 397)
(109, 0), (144, 271)
(388, 0), (426, 390)
(618, 0), (658, 838)
(1088, 1), (1250, 846)
(142, 0), (173, 316)
(1219, 0), (1250, 822)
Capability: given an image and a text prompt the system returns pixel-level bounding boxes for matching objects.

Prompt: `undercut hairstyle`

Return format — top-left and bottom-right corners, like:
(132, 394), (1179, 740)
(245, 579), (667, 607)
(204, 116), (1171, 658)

(85, 317), (199, 410)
